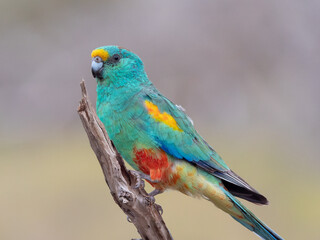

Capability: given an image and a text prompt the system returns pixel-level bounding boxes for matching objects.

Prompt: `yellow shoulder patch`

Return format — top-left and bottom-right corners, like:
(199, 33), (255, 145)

(91, 48), (109, 61)
(145, 100), (182, 131)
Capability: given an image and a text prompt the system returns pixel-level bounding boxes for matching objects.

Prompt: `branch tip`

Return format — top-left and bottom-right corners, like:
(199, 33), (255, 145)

(80, 79), (88, 98)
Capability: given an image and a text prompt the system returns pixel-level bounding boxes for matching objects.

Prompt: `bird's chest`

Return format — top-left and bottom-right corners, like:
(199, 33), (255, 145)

(96, 91), (172, 180)
(96, 98), (148, 165)
(97, 101), (138, 139)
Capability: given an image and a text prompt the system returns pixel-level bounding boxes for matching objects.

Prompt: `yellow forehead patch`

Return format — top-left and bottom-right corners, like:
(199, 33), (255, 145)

(145, 100), (182, 131)
(91, 48), (109, 61)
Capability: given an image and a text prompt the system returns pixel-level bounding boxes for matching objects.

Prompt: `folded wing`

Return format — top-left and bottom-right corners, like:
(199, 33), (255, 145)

(142, 89), (268, 205)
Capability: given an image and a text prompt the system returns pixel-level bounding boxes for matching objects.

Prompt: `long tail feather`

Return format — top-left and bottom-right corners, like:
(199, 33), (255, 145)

(225, 191), (283, 240)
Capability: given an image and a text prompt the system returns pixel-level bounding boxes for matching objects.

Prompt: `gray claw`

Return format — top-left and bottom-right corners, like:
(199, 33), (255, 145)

(144, 189), (164, 215)
(144, 195), (155, 206)
(130, 170), (145, 189)
(155, 203), (163, 215)
(135, 177), (145, 189)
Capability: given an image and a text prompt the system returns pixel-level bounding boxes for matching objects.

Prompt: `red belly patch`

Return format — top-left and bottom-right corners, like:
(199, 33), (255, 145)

(133, 147), (170, 181)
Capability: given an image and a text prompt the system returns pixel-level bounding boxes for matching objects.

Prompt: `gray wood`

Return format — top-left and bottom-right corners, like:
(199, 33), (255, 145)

(77, 80), (172, 240)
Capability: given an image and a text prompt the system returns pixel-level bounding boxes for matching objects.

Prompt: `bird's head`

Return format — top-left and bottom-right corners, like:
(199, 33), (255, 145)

(91, 46), (146, 86)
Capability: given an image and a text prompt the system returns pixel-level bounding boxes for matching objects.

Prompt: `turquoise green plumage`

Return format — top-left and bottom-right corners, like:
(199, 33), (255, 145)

(91, 45), (283, 240)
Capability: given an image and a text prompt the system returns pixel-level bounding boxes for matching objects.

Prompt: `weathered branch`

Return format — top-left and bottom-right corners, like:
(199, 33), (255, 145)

(77, 80), (172, 240)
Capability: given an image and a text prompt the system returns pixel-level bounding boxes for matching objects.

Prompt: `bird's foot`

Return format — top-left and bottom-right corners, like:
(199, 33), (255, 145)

(129, 170), (145, 188)
(144, 195), (155, 206)
(144, 195), (163, 215)
(150, 189), (164, 215)
(144, 189), (164, 215)
(129, 170), (164, 215)
(155, 203), (163, 215)
(130, 170), (159, 189)
(144, 189), (164, 204)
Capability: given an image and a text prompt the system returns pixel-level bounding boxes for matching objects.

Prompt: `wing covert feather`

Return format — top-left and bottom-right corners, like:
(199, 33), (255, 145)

(142, 90), (229, 172)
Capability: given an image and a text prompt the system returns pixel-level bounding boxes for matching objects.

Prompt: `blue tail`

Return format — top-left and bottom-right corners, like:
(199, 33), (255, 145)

(225, 192), (283, 240)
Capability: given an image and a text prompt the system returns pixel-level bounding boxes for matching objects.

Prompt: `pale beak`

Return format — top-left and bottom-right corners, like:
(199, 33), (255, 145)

(91, 61), (104, 79)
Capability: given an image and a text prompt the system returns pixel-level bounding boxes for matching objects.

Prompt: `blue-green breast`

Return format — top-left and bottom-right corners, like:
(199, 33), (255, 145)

(96, 81), (154, 169)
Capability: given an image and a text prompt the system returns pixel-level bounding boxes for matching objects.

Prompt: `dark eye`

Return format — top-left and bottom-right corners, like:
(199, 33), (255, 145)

(111, 54), (121, 63)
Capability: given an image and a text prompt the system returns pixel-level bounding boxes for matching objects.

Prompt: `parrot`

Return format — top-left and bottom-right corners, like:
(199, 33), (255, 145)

(90, 45), (283, 240)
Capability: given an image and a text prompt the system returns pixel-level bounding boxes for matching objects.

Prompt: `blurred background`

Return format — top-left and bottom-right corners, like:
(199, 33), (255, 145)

(1, 0), (319, 239)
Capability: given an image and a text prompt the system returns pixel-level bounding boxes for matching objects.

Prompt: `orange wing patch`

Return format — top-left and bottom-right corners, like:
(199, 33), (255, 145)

(145, 100), (182, 131)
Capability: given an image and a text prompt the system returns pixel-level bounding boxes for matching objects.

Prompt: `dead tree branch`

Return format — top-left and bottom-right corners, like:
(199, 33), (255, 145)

(77, 80), (172, 240)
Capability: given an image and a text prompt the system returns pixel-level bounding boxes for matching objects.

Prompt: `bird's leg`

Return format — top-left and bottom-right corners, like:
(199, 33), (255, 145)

(136, 171), (160, 183)
(130, 170), (159, 189)
(130, 170), (164, 215)
(149, 189), (164, 197)
(145, 189), (164, 215)
(144, 194), (164, 215)
(144, 189), (163, 207)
